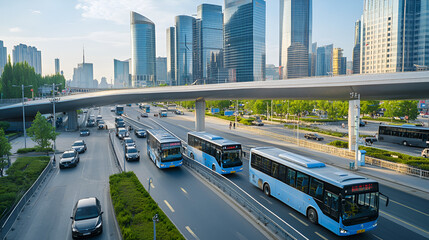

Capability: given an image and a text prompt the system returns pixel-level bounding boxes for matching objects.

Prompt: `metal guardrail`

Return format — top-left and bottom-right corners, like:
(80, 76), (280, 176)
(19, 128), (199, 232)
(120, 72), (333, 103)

(108, 130), (123, 173)
(0, 156), (54, 240)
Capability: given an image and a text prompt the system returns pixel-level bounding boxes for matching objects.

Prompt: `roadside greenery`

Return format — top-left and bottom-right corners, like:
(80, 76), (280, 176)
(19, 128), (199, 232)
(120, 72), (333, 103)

(0, 129), (12, 177)
(109, 172), (184, 240)
(285, 125), (345, 138)
(327, 140), (429, 170)
(16, 147), (53, 154)
(0, 121), (10, 132)
(206, 113), (254, 125)
(0, 156), (49, 219)
(27, 112), (59, 154)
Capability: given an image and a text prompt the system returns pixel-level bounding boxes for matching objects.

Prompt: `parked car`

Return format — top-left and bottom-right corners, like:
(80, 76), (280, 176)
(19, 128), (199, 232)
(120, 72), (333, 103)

(97, 120), (105, 129)
(116, 127), (129, 139)
(71, 197), (103, 239)
(422, 148), (429, 158)
(134, 129), (147, 138)
(123, 137), (136, 148)
(252, 119), (264, 126)
(59, 150), (79, 169)
(72, 140), (87, 153)
(125, 146), (140, 161)
(175, 110), (184, 115)
(141, 112), (148, 118)
(304, 133), (324, 141)
(80, 129), (90, 136)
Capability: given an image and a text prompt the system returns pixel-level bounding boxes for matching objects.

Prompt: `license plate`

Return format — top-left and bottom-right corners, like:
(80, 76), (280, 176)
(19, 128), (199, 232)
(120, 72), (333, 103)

(83, 233), (90, 236)
(231, 171), (236, 173)
(170, 165), (175, 168)
(357, 229), (365, 233)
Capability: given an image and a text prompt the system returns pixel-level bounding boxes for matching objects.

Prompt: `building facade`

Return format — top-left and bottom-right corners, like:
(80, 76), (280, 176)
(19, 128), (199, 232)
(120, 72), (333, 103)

(156, 57), (167, 85)
(72, 61), (93, 88)
(361, 0), (429, 74)
(224, 0), (266, 82)
(352, 19), (361, 74)
(175, 15), (195, 86)
(333, 48), (344, 76)
(114, 59), (130, 88)
(55, 58), (60, 74)
(12, 44), (42, 75)
(315, 44), (333, 76)
(279, 0), (312, 79)
(131, 11), (156, 87)
(166, 27), (175, 85)
(0, 40), (6, 74)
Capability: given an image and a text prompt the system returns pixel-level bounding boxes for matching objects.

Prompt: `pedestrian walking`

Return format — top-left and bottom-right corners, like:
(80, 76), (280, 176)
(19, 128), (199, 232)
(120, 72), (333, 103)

(233, 122), (236, 129)
(229, 122), (232, 130)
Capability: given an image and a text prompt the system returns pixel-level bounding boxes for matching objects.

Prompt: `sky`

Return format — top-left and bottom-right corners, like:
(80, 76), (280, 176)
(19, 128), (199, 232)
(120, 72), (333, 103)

(0, 0), (363, 83)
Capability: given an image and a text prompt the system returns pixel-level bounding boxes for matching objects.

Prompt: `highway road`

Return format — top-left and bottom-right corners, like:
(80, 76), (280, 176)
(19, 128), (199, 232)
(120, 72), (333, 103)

(124, 105), (429, 240)
(6, 107), (120, 240)
(104, 107), (270, 240)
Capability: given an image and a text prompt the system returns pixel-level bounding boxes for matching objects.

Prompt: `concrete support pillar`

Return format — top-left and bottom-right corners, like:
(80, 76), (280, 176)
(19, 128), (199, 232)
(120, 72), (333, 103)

(195, 98), (206, 132)
(348, 100), (360, 151)
(67, 110), (78, 131)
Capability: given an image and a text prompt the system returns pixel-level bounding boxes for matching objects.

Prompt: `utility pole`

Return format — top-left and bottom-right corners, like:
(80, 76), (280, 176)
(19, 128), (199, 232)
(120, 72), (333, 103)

(13, 84), (32, 148)
(48, 83), (62, 163)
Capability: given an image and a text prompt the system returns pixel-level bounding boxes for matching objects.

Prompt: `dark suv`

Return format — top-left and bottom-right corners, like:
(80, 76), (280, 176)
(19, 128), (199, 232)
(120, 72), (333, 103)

(72, 140), (87, 153)
(71, 197), (103, 239)
(60, 150), (79, 169)
(304, 133), (324, 141)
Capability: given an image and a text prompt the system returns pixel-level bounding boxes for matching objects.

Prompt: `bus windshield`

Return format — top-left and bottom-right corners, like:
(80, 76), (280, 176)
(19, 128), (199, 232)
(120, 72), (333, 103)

(221, 150), (242, 168)
(161, 147), (182, 162)
(342, 192), (379, 225)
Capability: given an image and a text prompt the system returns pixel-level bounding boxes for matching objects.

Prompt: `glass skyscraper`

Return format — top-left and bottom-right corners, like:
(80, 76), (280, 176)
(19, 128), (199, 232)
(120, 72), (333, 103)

(166, 27), (175, 85)
(352, 19), (361, 74)
(224, 0), (266, 82)
(156, 57), (167, 84)
(0, 40), (6, 74)
(12, 44), (42, 75)
(279, 0), (312, 79)
(175, 15), (195, 86)
(55, 58), (60, 74)
(316, 44), (333, 76)
(130, 11), (156, 87)
(114, 59), (130, 88)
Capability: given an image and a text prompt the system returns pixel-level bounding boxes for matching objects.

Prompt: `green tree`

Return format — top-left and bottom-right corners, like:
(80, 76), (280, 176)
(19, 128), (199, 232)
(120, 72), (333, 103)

(381, 101), (401, 120)
(361, 101), (380, 116)
(0, 121), (10, 132)
(0, 129), (12, 177)
(27, 112), (59, 154)
(398, 100), (419, 121)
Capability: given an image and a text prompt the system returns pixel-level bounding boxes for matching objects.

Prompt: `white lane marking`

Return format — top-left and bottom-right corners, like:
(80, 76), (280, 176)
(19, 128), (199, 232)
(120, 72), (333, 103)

(259, 195), (273, 204)
(181, 187), (188, 194)
(151, 183), (155, 189)
(372, 234), (383, 240)
(315, 232), (329, 240)
(185, 226), (200, 240)
(164, 200), (175, 212)
(380, 196), (429, 217)
(288, 213), (309, 226)
(380, 210), (429, 235)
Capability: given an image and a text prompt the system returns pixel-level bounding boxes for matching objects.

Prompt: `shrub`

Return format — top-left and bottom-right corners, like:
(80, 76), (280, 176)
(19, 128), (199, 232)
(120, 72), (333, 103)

(110, 172), (184, 240)
(17, 147), (53, 154)
(285, 125), (345, 138)
(328, 140), (348, 149)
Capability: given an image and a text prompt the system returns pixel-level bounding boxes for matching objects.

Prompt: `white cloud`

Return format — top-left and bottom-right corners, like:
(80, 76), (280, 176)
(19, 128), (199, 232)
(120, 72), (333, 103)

(9, 27), (22, 33)
(32, 10), (41, 14)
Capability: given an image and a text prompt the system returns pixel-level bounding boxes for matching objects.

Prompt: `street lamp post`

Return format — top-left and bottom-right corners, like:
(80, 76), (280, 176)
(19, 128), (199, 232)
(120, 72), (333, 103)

(12, 84), (32, 148)
(153, 214), (159, 240)
(47, 83), (62, 163)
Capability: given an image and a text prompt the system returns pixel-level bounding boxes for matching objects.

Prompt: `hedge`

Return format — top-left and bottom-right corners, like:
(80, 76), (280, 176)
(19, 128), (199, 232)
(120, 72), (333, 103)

(0, 156), (50, 219)
(17, 147), (54, 154)
(285, 125), (345, 138)
(206, 113), (255, 125)
(327, 140), (429, 171)
(362, 116), (407, 123)
(109, 172), (184, 240)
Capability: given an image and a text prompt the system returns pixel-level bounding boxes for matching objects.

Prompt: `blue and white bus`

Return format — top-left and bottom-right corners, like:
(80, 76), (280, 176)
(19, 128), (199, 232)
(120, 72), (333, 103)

(187, 132), (243, 174)
(249, 147), (389, 236)
(115, 105), (124, 115)
(146, 129), (183, 168)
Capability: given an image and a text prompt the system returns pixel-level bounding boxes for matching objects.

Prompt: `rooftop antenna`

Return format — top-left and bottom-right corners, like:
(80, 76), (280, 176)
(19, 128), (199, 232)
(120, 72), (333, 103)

(83, 44), (85, 64)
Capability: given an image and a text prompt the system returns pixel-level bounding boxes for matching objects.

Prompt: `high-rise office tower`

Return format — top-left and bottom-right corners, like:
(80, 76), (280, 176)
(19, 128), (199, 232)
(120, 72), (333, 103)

(224, 0), (266, 82)
(352, 19), (361, 74)
(130, 11), (156, 87)
(333, 48), (344, 76)
(316, 44), (333, 76)
(361, 0), (429, 73)
(166, 27), (176, 85)
(156, 57), (167, 85)
(309, 42), (317, 76)
(55, 58), (60, 74)
(193, 4), (223, 84)
(12, 44), (42, 75)
(279, 0), (312, 79)
(72, 50), (93, 88)
(175, 15), (195, 86)
(0, 40), (6, 74)
(114, 59), (130, 88)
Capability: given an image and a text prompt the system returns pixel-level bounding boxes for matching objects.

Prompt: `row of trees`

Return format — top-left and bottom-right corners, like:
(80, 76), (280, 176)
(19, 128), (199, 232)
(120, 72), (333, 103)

(0, 59), (66, 99)
(176, 99), (419, 120)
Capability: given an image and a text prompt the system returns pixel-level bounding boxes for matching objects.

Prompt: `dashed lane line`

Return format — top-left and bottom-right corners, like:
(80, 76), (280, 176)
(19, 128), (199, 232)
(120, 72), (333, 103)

(181, 187), (188, 194)
(288, 213), (309, 227)
(315, 232), (329, 240)
(164, 200), (175, 213)
(185, 226), (200, 240)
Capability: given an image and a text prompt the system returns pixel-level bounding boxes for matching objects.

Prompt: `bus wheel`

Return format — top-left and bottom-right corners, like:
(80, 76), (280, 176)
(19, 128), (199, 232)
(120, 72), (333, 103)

(402, 141), (408, 146)
(263, 183), (271, 197)
(307, 208), (318, 224)
(212, 165), (216, 171)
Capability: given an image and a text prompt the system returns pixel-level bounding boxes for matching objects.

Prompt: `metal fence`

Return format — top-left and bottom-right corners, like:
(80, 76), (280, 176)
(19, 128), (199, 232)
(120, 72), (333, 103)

(0, 157), (54, 240)
(108, 130), (123, 173)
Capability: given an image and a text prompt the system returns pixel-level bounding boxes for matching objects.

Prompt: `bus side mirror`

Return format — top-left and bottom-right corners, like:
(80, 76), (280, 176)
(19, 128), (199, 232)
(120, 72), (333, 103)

(380, 192), (389, 207)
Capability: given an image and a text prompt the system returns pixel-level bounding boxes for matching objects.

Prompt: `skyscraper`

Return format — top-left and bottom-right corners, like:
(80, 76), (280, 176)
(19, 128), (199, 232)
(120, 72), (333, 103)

(194, 4), (223, 84)
(333, 48), (344, 76)
(166, 27), (175, 85)
(71, 50), (93, 88)
(12, 44), (42, 75)
(279, 0), (312, 79)
(114, 59), (130, 88)
(175, 15), (195, 86)
(55, 58), (60, 74)
(131, 11), (156, 87)
(316, 44), (333, 76)
(224, 0), (266, 82)
(361, 0), (429, 73)
(156, 57), (167, 85)
(352, 19), (361, 74)
(0, 40), (6, 74)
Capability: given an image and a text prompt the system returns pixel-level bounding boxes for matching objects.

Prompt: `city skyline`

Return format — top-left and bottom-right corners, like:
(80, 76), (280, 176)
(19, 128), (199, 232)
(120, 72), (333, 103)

(0, 0), (363, 82)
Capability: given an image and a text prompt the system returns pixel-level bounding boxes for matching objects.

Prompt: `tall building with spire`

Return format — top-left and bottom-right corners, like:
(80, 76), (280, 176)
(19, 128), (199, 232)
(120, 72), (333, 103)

(71, 47), (93, 88)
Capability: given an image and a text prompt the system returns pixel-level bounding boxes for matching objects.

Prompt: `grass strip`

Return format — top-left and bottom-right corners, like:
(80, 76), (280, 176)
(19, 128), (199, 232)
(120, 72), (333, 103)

(109, 171), (185, 240)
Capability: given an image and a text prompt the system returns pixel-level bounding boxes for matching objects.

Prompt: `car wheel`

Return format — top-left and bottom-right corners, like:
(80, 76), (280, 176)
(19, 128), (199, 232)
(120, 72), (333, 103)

(402, 141), (408, 146)
(307, 208), (318, 224)
(263, 183), (271, 197)
(423, 155), (427, 158)
(212, 165), (216, 172)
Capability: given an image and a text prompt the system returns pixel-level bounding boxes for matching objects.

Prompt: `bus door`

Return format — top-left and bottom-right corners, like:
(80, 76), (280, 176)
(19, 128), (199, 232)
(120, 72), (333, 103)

(323, 191), (340, 221)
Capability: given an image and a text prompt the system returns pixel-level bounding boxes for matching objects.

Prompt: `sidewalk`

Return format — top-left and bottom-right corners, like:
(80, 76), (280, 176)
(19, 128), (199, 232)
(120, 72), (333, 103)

(178, 112), (429, 199)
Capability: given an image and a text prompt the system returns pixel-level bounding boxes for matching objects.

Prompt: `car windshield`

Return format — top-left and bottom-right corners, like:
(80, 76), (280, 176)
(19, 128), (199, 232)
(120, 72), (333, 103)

(137, 130), (145, 133)
(73, 142), (83, 146)
(342, 192), (379, 224)
(98, 120), (105, 124)
(62, 152), (75, 158)
(119, 130), (127, 134)
(221, 150), (242, 168)
(74, 206), (99, 221)
(127, 148), (138, 153)
(161, 147), (182, 162)
(125, 139), (133, 143)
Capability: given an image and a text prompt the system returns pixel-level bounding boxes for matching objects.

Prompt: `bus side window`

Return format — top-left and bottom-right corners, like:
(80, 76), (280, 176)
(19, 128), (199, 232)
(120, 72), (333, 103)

(278, 165), (287, 183)
(309, 177), (324, 201)
(296, 172), (309, 194)
(286, 168), (296, 187)
(271, 162), (279, 179)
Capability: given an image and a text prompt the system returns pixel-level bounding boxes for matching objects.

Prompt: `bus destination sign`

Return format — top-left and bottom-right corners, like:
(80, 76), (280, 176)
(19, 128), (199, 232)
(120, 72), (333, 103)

(345, 183), (378, 194)
(162, 142), (181, 148)
(223, 145), (241, 150)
